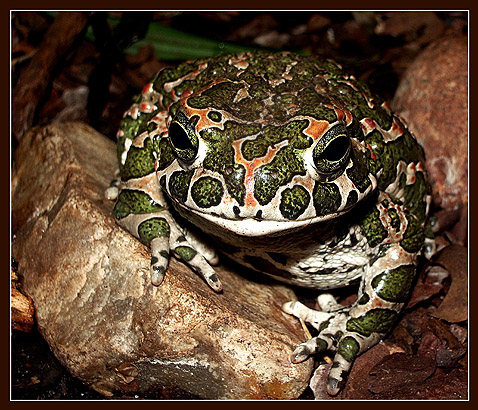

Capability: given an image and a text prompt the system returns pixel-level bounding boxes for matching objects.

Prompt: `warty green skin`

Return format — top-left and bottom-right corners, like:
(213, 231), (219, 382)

(110, 51), (433, 396)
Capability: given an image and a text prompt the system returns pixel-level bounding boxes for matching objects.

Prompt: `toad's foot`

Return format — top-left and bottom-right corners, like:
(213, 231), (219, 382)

(283, 296), (383, 396)
(149, 217), (222, 292)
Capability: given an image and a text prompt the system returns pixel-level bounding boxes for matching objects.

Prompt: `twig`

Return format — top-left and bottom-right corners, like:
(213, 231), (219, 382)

(12, 12), (88, 141)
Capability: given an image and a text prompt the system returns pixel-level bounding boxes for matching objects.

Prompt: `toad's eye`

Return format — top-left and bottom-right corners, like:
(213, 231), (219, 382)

(312, 124), (351, 179)
(169, 112), (199, 163)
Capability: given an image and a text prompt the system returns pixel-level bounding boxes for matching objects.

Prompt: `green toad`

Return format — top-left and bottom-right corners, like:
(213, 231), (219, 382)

(108, 51), (434, 395)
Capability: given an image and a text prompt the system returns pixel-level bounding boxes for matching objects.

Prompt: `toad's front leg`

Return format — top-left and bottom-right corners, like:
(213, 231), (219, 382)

(114, 184), (222, 292)
(112, 133), (222, 292)
(283, 242), (418, 395)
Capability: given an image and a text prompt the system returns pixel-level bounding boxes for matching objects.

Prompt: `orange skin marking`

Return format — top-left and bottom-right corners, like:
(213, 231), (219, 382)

(329, 105), (351, 125)
(364, 118), (375, 128)
(391, 120), (404, 134)
(142, 82), (153, 95)
(303, 119), (330, 142)
(181, 90), (194, 99)
(231, 139), (285, 208)
(367, 144), (377, 161)
(140, 102), (155, 112)
(244, 163), (258, 207)
(179, 80), (234, 130)
(373, 298), (384, 308)
(182, 105), (222, 131)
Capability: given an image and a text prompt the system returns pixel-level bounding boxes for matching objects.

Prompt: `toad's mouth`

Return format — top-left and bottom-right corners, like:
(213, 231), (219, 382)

(173, 203), (346, 237)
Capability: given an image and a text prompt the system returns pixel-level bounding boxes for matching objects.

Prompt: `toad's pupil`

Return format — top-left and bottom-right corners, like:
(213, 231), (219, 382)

(169, 122), (193, 151)
(322, 136), (350, 162)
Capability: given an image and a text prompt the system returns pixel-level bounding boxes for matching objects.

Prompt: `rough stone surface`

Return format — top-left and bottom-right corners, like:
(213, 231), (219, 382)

(12, 122), (313, 399)
(392, 34), (468, 210)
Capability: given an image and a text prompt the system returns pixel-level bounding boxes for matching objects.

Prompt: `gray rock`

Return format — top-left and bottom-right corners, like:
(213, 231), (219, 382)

(12, 122), (313, 399)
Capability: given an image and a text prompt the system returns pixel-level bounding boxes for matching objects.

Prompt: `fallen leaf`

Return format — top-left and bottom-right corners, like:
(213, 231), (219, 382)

(430, 245), (468, 323)
(407, 265), (448, 309)
(368, 353), (436, 394)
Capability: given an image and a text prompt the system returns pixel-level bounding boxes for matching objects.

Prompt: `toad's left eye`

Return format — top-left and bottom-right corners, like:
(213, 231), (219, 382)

(169, 112), (199, 164)
(312, 124), (351, 178)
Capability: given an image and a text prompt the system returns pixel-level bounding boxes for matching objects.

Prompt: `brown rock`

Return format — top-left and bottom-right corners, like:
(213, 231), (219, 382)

(11, 122), (312, 399)
(392, 34), (468, 210)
